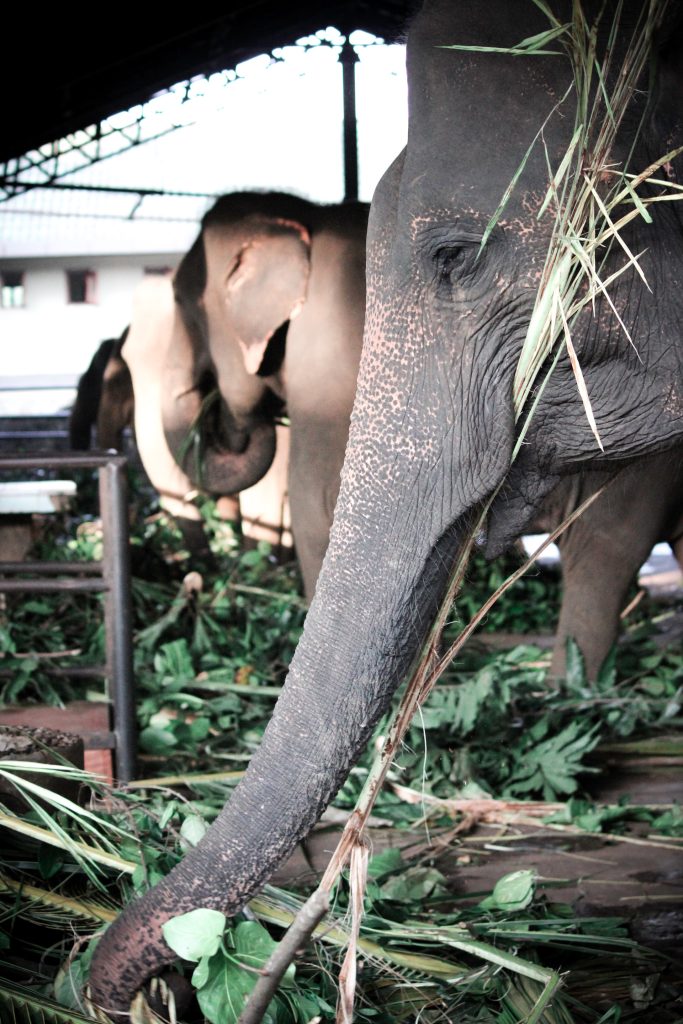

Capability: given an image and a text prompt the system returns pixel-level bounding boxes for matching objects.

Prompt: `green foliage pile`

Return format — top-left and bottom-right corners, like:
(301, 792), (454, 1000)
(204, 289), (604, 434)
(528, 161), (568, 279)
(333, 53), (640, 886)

(0, 491), (681, 1021)
(459, 546), (562, 633)
(0, 764), (679, 1024)
(1, 494), (681, 803)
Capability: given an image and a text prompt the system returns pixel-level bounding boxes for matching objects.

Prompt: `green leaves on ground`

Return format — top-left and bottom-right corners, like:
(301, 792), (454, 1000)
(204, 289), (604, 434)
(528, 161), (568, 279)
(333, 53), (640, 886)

(504, 718), (600, 799)
(377, 639), (682, 808)
(479, 870), (536, 912)
(164, 915), (298, 1024)
(458, 547), (562, 633)
(1, 484), (682, 1021)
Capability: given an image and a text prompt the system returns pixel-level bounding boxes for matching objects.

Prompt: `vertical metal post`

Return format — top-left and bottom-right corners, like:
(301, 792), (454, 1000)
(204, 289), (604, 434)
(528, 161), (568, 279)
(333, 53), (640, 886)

(340, 40), (359, 202)
(99, 458), (136, 783)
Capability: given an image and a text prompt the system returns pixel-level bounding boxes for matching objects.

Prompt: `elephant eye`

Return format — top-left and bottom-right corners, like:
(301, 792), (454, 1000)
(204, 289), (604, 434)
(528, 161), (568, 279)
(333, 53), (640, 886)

(432, 243), (476, 285)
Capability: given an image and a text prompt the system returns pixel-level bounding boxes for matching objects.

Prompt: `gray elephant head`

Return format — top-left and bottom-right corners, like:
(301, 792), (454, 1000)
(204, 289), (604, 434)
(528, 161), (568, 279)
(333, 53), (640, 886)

(89, 2), (683, 1012)
(163, 193), (321, 496)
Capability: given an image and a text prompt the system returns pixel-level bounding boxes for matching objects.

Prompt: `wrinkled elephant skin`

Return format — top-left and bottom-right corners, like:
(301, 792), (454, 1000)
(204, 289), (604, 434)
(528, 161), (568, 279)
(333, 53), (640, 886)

(89, 3), (683, 1013)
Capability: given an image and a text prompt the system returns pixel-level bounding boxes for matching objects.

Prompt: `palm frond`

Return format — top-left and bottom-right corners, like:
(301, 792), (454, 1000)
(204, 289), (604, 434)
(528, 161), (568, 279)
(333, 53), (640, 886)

(0, 979), (110, 1023)
(0, 874), (116, 928)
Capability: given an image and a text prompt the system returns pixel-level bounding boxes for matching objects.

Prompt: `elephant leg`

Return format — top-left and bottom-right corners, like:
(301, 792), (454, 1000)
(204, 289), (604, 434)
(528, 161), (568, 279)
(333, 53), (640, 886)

(177, 496), (241, 567)
(96, 355), (133, 450)
(157, 495), (214, 566)
(552, 468), (670, 680)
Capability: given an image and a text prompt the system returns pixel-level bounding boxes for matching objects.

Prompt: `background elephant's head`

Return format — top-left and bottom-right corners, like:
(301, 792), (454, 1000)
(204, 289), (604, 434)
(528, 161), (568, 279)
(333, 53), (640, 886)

(69, 331), (132, 451)
(163, 193), (317, 495)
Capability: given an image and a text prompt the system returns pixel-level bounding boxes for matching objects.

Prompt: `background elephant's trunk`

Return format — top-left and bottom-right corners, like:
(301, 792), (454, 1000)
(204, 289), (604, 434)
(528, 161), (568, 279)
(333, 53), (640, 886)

(162, 309), (277, 495)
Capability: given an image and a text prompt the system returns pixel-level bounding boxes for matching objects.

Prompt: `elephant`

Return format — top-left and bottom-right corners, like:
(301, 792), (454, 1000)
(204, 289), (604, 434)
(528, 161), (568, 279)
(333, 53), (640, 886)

(68, 330), (132, 451)
(155, 191), (369, 599)
(89, 5), (683, 1009)
(67, 284), (290, 555)
(120, 275), (239, 555)
(67, 314), (232, 557)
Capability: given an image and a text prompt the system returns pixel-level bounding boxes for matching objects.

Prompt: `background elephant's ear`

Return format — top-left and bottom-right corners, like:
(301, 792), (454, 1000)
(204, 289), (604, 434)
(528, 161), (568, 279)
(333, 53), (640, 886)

(226, 220), (311, 375)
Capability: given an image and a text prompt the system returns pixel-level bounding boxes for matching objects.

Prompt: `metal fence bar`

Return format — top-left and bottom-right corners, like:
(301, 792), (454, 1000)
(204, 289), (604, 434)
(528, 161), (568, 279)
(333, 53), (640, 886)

(0, 451), (136, 782)
(0, 452), (126, 472)
(0, 667), (107, 678)
(0, 578), (107, 593)
(0, 561), (103, 575)
(0, 431), (69, 441)
(99, 459), (136, 784)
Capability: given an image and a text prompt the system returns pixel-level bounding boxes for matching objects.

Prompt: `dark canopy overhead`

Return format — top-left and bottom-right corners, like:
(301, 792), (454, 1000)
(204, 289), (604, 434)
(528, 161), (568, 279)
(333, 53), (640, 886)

(2, 3), (412, 165)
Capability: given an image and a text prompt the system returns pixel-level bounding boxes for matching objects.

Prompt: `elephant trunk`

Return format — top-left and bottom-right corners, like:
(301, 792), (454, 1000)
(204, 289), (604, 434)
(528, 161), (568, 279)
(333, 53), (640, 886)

(87, 451), (473, 1014)
(162, 314), (277, 495)
(90, 237), (510, 1010)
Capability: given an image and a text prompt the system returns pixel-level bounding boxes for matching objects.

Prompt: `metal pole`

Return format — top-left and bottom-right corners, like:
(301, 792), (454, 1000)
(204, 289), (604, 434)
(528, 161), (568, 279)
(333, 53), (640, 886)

(0, 578), (107, 593)
(0, 451), (128, 471)
(340, 40), (359, 203)
(99, 459), (136, 783)
(0, 561), (103, 574)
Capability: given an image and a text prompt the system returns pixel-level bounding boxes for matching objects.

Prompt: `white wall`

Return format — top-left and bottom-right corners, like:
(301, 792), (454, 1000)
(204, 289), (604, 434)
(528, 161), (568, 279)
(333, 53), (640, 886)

(0, 254), (180, 413)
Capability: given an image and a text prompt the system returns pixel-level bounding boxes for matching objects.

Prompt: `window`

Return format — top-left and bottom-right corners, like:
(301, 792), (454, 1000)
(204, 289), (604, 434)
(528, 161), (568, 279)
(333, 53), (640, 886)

(1, 271), (25, 308)
(67, 269), (97, 304)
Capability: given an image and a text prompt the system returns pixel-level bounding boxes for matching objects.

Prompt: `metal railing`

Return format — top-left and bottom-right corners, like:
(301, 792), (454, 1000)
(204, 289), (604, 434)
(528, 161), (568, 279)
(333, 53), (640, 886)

(0, 452), (136, 782)
(0, 375), (77, 451)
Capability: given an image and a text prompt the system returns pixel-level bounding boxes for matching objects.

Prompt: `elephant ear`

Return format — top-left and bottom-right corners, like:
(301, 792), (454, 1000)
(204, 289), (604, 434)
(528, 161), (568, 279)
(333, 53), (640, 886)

(225, 219), (311, 375)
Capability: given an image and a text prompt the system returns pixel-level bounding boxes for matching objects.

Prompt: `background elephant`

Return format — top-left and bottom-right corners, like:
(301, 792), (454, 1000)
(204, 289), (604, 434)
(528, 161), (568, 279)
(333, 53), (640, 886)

(68, 330), (132, 451)
(90, 6), (683, 1005)
(68, 284), (292, 555)
(159, 191), (368, 599)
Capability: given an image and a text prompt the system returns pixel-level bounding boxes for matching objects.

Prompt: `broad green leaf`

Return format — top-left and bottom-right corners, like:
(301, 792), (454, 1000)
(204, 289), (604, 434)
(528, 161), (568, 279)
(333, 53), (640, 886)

(480, 870), (536, 912)
(162, 908), (226, 962)
(158, 800), (178, 830)
(193, 921), (294, 1024)
(189, 717), (212, 741)
(564, 638), (587, 690)
(191, 954), (212, 989)
(139, 726), (177, 754)
(234, 920), (295, 987)
(180, 814), (208, 847)
(195, 949), (256, 1024)
(380, 866), (447, 902)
